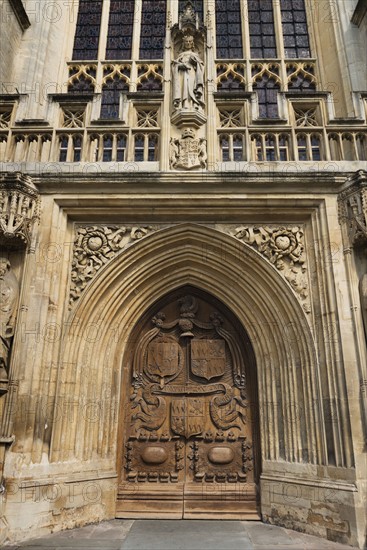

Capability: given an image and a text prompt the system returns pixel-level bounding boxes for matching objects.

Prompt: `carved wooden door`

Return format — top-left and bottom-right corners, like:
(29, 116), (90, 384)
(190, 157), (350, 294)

(117, 293), (259, 519)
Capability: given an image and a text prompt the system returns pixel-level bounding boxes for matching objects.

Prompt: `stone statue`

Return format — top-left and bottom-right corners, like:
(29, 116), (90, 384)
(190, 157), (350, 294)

(169, 138), (180, 169)
(198, 138), (207, 168)
(0, 258), (19, 382)
(360, 273), (367, 342)
(172, 34), (205, 112)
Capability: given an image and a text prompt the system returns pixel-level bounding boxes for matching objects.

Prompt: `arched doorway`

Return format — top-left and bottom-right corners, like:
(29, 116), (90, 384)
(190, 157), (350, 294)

(116, 286), (261, 519)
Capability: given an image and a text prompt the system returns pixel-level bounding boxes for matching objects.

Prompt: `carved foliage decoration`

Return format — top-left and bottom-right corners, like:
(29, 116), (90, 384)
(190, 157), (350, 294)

(0, 172), (40, 248)
(70, 224), (160, 307)
(338, 170), (367, 247)
(0, 258), (19, 394)
(231, 225), (311, 313)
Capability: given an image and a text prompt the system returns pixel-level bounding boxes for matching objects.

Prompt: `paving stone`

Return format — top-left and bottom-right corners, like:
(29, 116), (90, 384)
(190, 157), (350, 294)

(120, 520), (253, 550)
(2, 520), (354, 550)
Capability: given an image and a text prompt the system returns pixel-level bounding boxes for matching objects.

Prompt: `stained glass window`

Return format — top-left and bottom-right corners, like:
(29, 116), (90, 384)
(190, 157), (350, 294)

(179, 0), (204, 22)
(101, 77), (129, 119)
(139, 0), (166, 59)
(72, 1), (103, 60)
(248, 0), (277, 59)
(281, 0), (311, 58)
(215, 0), (243, 59)
(253, 75), (280, 118)
(106, 1), (135, 60)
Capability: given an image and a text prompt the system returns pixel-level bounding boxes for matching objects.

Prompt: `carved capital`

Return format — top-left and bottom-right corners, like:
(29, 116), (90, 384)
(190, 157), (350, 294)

(0, 172), (41, 249)
(338, 170), (367, 248)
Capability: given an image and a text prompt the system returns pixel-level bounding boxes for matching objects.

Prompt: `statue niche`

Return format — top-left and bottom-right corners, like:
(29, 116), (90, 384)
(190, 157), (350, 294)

(171, 2), (207, 129)
(0, 258), (19, 394)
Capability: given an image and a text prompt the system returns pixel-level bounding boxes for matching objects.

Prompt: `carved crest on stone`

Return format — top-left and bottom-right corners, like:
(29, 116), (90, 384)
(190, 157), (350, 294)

(170, 129), (207, 170)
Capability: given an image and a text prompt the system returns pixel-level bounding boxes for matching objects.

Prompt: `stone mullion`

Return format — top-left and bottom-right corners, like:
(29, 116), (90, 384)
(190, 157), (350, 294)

(206, 3), (217, 170)
(242, 0), (251, 61)
(322, 127), (331, 161)
(98, 0), (110, 61)
(160, 7), (173, 171)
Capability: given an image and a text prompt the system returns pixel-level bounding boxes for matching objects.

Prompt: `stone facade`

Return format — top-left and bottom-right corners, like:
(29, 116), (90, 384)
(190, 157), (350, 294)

(0, 1), (366, 548)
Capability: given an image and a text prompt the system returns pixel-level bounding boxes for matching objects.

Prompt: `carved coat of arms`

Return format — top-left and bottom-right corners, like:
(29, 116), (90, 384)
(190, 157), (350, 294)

(145, 341), (180, 381)
(170, 129), (207, 170)
(191, 340), (226, 380)
(171, 397), (204, 438)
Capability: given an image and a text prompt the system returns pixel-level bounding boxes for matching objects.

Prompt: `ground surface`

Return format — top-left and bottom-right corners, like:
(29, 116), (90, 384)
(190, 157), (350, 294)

(3, 519), (354, 550)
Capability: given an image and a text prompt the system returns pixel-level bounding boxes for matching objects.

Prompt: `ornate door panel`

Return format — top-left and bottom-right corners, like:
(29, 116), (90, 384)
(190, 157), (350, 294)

(117, 293), (260, 519)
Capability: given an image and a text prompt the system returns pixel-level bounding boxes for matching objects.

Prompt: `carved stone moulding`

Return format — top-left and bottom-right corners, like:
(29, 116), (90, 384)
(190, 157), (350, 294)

(338, 170), (367, 248)
(0, 172), (40, 249)
(171, 109), (207, 129)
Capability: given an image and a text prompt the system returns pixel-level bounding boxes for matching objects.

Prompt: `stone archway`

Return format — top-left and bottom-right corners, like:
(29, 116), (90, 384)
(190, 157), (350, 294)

(51, 223), (323, 515)
(116, 285), (261, 519)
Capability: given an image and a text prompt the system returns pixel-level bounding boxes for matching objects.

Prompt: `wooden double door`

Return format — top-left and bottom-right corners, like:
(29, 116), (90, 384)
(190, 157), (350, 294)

(117, 290), (260, 519)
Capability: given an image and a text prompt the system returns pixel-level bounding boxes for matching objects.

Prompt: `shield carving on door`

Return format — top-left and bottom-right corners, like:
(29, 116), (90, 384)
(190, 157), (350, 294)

(117, 290), (260, 519)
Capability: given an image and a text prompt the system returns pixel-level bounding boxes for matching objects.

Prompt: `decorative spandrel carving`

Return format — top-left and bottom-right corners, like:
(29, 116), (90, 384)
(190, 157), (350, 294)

(228, 225), (311, 314)
(0, 173), (40, 249)
(170, 129), (207, 170)
(123, 294), (253, 488)
(0, 258), (19, 394)
(70, 224), (161, 308)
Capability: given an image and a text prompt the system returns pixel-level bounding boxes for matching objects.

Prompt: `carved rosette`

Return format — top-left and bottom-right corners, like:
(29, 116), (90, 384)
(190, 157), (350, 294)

(229, 225), (311, 314)
(0, 172), (40, 248)
(338, 170), (367, 248)
(69, 224), (161, 307)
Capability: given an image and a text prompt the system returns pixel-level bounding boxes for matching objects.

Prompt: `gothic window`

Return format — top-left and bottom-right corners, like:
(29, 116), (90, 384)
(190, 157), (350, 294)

(253, 75), (280, 118)
(91, 133), (128, 162)
(106, 1), (135, 60)
(220, 134), (230, 161)
(102, 134), (114, 161)
(219, 133), (244, 161)
(297, 132), (322, 160)
(215, 0), (243, 59)
(134, 134), (145, 161)
(134, 133), (159, 161)
(101, 77), (129, 119)
(280, 0), (311, 58)
(72, 135), (83, 162)
(232, 134), (244, 160)
(116, 135), (127, 161)
(59, 135), (69, 162)
(248, 0), (277, 59)
(139, 1), (166, 59)
(72, 1), (103, 60)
